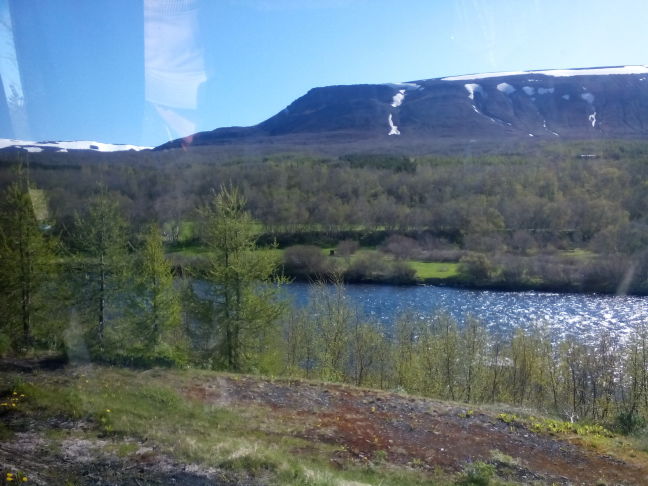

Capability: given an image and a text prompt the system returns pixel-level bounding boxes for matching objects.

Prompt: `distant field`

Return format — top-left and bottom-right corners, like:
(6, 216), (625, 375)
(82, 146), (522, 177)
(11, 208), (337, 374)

(168, 243), (459, 281)
(559, 249), (597, 259)
(407, 261), (459, 279)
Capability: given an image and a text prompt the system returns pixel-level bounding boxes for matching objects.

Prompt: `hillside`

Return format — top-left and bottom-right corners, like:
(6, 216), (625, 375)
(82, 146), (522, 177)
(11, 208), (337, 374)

(1, 361), (647, 485)
(156, 65), (648, 153)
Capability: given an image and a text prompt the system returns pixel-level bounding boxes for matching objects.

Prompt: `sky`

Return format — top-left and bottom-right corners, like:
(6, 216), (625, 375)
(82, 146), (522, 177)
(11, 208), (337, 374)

(0, 0), (647, 147)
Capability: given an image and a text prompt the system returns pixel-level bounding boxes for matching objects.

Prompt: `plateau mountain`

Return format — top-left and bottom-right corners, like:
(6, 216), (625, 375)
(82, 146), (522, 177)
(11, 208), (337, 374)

(156, 65), (648, 152)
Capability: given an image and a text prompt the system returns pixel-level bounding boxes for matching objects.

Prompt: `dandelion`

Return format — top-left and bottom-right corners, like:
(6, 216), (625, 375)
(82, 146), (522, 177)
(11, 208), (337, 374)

(21, 477), (27, 482)
(105, 409), (111, 413)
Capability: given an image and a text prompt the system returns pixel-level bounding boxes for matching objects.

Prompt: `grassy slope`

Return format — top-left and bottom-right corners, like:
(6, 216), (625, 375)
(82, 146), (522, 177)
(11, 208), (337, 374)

(2, 365), (648, 485)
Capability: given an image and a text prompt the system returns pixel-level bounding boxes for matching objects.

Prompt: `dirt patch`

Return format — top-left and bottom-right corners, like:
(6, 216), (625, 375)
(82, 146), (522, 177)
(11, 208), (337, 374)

(186, 376), (648, 485)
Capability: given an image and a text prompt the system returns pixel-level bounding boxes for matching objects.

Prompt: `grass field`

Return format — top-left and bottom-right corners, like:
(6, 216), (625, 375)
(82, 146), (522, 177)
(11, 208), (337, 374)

(407, 261), (459, 279)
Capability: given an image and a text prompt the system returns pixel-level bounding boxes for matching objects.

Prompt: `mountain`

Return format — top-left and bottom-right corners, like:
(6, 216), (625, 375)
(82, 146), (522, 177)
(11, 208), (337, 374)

(0, 139), (151, 153)
(155, 65), (648, 152)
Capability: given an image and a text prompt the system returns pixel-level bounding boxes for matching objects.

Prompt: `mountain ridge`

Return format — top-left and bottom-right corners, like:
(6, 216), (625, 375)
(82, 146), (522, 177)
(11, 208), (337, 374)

(156, 65), (648, 152)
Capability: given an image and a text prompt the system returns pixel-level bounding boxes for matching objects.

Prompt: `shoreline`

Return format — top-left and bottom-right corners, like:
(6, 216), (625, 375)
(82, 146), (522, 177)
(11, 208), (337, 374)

(285, 274), (648, 297)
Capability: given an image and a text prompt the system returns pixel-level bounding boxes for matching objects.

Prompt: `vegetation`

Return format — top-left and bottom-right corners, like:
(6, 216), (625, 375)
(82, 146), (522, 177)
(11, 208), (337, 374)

(192, 186), (285, 371)
(1, 139), (647, 293)
(0, 172), (58, 353)
(1, 143), (648, 482)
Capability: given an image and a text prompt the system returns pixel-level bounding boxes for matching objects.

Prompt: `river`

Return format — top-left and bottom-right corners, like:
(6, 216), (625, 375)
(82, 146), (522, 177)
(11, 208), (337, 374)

(281, 282), (648, 340)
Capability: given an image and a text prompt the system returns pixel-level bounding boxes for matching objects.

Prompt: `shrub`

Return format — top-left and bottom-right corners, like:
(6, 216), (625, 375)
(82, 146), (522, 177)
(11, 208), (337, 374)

(336, 239), (359, 257)
(457, 461), (495, 485)
(381, 234), (420, 259)
(345, 251), (416, 284)
(615, 410), (646, 435)
(283, 245), (333, 278)
(458, 253), (498, 282)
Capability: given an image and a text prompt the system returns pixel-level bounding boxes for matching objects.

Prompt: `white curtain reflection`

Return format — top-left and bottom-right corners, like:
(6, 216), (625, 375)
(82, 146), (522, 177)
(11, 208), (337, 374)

(144, 0), (206, 143)
(0, 0), (29, 138)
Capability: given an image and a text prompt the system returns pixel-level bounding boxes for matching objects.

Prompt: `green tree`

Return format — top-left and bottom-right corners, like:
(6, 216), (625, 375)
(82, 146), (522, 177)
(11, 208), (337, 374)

(0, 178), (57, 352)
(199, 186), (284, 371)
(128, 224), (182, 359)
(73, 186), (128, 349)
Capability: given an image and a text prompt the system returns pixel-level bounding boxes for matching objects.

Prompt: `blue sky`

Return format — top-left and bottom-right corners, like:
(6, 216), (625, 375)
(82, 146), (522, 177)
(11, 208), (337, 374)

(1, 0), (647, 146)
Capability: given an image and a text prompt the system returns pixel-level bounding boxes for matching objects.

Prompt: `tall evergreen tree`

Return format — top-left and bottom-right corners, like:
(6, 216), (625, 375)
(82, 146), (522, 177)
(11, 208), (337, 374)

(73, 186), (128, 349)
(0, 177), (56, 352)
(129, 224), (181, 354)
(199, 186), (284, 371)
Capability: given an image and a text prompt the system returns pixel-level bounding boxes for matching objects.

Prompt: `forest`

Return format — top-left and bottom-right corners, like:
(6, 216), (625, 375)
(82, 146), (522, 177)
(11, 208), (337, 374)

(1, 151), (648, 436)
(0, 139), (647, 293)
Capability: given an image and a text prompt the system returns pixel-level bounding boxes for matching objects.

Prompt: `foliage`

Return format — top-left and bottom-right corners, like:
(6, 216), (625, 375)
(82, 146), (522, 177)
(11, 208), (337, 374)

(615, 410), (646, 435)
(124, 224), (184, 363)
(4, 140), (648, 293)
(282, 245), (334, 279)
(0, 175), (58, 353)
(197, 186), (285, 371)
(457, 461), (496, 486)
(71, 185), (129, 350)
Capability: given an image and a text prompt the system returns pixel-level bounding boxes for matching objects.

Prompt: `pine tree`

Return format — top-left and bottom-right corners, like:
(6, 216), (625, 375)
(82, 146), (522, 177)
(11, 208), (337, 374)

(0, 177), (56, 352)
(129, 224), (181, 356)
(199, 186), (284, 371)
(72, 185), (128, 349)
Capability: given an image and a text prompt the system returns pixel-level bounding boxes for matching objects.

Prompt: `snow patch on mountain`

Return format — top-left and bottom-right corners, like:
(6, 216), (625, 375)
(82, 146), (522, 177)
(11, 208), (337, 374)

(589, 112), (597, 127)
(581, 93), (595, 104)
(391, 89), (406, 107)
(442, 65), (648, 81)
(496, 82), (515, 94)
(388, 114), (400, 135)
(562, 94), (571, 100)
(464, 83), (483, 100)
(543, 120), (560, 136)
(538, 87), (555, 95)
(0, 139), (152, 152)
(385, 82), (421, 91)
(522, 86), (535, 96)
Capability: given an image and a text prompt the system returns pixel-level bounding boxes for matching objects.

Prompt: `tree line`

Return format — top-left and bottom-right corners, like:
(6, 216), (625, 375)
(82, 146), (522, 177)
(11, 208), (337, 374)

(1, 140), (646, 292)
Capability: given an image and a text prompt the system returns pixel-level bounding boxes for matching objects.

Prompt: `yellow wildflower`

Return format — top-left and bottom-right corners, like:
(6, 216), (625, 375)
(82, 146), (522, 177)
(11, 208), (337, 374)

(22, 477), (28, 482)
(105, 409), (111, 413)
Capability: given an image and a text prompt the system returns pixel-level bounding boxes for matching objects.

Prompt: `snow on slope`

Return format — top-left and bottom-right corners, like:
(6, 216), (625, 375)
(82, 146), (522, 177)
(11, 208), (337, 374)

(496, 82), (515, 94)
(0, 139), (151, 152)
(388, 114), (400, 135)
(391, 89), (406, 107)
(464, 83), (483, 100)
(442, 65), (648, 81)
